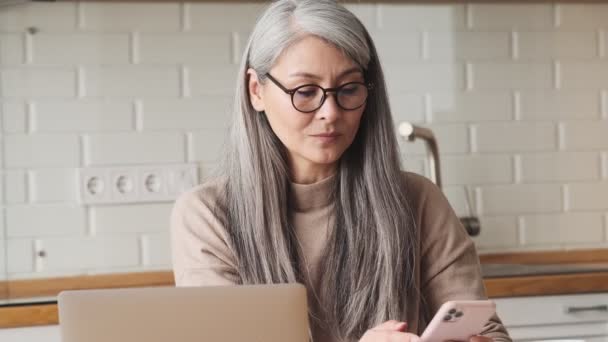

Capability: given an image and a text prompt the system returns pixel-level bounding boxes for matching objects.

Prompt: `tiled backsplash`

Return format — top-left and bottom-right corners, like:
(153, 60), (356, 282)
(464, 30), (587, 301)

(1, 1), (607, 280)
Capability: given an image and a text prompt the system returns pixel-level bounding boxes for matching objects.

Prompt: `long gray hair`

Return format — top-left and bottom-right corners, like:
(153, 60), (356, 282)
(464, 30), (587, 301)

(220, 0), (418, 340)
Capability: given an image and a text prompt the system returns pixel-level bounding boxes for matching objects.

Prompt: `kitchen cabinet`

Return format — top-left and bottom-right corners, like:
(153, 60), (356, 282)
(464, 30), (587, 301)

(0, 325), (60, 342)
(495, 292), (608, 341)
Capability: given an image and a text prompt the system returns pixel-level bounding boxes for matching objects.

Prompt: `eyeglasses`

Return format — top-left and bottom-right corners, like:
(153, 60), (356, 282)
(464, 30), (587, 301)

(265, 73), (373, 113)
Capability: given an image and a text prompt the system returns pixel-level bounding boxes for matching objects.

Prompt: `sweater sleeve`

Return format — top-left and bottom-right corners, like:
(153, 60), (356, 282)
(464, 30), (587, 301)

(170, 183), (239, 287)
(409, 173), (511, 341)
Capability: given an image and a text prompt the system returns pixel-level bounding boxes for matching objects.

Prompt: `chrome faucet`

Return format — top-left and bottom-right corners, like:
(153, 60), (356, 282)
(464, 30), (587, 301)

(398, 122), (442, 189)
(398, 122), (480, 237)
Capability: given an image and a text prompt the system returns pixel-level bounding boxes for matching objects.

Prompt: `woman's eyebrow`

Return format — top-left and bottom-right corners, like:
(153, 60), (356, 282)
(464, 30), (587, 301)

(288, 67), (362, 80)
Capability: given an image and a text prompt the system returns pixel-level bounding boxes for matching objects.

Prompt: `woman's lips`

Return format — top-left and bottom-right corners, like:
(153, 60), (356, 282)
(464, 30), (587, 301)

(310, 132), (341, 143)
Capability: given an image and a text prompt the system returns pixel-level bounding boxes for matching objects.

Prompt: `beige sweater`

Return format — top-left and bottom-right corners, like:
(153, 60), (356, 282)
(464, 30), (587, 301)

(171, 171), (511, 341)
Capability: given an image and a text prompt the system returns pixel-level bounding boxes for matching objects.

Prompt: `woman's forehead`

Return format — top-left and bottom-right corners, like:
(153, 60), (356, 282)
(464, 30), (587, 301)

(271, 36), (362, 78)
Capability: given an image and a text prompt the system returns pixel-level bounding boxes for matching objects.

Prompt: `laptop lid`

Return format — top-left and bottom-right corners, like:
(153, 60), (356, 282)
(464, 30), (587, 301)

(58, 284), (310, 342)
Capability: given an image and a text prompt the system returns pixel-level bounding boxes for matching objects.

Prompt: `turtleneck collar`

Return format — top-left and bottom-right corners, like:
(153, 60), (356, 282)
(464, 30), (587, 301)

(289, 173), (336, 212)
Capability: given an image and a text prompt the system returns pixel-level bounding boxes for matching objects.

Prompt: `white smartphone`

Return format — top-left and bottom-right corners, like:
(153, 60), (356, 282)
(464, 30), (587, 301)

(420, 300), (496, 342)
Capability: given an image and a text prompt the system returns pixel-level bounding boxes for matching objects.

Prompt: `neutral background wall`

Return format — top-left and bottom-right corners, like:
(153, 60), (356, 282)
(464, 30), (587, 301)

(1, 1), (608, 280)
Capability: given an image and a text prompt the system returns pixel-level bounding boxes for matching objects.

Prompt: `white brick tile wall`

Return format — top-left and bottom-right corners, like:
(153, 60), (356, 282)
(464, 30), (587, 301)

(92, 204), (172, 234)
(190, 129), (229, 163)
(384, 63), (466, 91)
(475, 123), (557, 152)
(4, 170), (27, 203)
(32, 100), (133, 132)
(233, 31), (251, 63)
(0, 2), (77, 32)
(520, 152), (601, 182)
(0, 68), (77, 98)
(81, 2), (181, 32)
(0, 33), (24, 65)
(139, 34), (231, 64)
(0, 210), (4, 239)
(568, 182), (608, 211)
(189, 3), (266, 33)
(560, 62), (608, 89)
(0, 243), (5, 277)
(402, 158), (427, 177)
(142, 98), (232, 131)
(5, 134), (80, 168)
(430, 91), (513, 123)
(472, 63), (554, 90)
(443, 185), (476, 217)
(517, 32), (598, 60)
(1, 101), (27, 133)
(378, 4), (466, 31)
(31, 100), (135, 132)
(344, 4), (378, 31)
(559, 4), (608, 29)
(481, 184), (563, 215)
(469, 4), (554, 30)
(32, 34), (130, 65)
(427, 32), (511, 61)
(85, 132), (185, 165)
(389, 93), (426, 124)
(7, 239), (34, 274)
(562, 121), (608, 150)
(428, 124), (470, 154)
(189, 65), (239, 96)
(6, 205), (85, 238)
(29, 169), (78, 203)
(443, 155), (513, 185)
(522, 213), (604, 246)
(38, 236), (139, 271)
(85, 67), (181, 98)
(373, 33), (422, 62)
(2, 0), (608, 272)
(519, 91), (601, 120)
(399, 137), (427, 156)
(141, 232), (171, 267)
(473, 216), (519, 249)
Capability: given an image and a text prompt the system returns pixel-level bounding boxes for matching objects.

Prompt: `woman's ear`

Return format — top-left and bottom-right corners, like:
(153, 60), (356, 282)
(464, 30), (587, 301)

(247, 68), (265, 112)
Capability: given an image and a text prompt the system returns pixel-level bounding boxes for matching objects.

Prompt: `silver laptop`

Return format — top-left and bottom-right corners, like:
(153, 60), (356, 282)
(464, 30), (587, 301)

(58, 284), (310, 342)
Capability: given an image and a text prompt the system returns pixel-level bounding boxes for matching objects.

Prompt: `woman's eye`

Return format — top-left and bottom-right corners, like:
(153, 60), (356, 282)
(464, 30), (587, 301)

(340, 84), (360, 95)
(296, 87), (318, 98)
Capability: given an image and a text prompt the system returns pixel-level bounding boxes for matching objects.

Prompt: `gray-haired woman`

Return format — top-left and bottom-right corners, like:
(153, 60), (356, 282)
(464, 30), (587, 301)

(171, 1), (511, 341)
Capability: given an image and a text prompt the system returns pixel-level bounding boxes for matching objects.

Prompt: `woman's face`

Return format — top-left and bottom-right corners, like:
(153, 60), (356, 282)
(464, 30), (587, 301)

(247, 35), (367, 182)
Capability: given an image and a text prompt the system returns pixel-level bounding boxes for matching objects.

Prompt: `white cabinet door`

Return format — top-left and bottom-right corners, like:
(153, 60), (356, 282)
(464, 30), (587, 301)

(0, 325), (60, 342)
(494, 293), (608, 342)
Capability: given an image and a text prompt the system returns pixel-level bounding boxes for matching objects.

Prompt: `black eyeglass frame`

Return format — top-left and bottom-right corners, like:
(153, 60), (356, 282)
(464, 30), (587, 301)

(265, 73), (374, 113)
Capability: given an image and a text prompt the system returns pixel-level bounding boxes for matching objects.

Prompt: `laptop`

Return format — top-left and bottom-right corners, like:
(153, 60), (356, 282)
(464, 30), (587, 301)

(58, 284), (310, 342)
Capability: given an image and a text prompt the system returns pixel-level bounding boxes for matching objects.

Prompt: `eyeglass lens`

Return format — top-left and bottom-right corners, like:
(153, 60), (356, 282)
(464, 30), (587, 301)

(292, 83), (368, 112)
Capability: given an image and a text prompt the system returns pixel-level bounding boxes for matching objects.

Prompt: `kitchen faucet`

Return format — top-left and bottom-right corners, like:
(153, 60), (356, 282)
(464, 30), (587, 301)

(398, 122), (480, 237)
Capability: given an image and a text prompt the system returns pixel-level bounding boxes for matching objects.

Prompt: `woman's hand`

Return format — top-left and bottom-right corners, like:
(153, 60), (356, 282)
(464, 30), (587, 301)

(358, 321), (493, 342)
(359, 320), (420, 342)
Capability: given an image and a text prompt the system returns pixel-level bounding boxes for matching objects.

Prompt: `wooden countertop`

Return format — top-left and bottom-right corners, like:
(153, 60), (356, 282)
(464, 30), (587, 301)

(2, 248), (608, 329)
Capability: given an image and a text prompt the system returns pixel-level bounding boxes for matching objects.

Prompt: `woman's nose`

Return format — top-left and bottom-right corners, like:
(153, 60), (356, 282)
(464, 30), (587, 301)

(315, 93), (341, 121)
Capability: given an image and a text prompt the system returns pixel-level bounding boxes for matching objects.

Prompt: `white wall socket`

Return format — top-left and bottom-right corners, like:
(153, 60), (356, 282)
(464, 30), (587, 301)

(78, 164), (199, 205)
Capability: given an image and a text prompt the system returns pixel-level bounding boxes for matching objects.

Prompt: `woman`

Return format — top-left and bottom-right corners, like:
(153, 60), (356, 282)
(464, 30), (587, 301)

(171, 1), (511, 341)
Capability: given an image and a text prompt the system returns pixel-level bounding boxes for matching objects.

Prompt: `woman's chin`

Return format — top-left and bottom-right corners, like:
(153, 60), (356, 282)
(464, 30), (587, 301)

(307, 152), (343, 166)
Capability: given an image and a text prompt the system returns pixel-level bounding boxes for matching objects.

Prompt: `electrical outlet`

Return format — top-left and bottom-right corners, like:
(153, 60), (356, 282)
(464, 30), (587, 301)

(167, 164), (198, 196)
(138, 167), (169, 202)
(78, 168), (110, 204)
(108, 167), (139, 203)
(78, 164), (199, 205)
